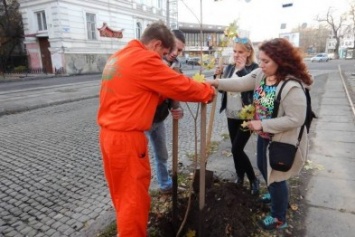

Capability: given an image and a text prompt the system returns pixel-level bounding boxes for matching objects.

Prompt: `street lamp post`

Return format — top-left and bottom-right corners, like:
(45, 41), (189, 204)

(280, 2), (293, 35)
(166, 0), (170, 27)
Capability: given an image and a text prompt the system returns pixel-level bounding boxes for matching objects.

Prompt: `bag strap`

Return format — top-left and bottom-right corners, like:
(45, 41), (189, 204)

(271, 78), (305, 147)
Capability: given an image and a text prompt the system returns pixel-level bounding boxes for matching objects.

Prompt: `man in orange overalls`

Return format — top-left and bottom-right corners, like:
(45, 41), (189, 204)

(97, 21), (215, 237)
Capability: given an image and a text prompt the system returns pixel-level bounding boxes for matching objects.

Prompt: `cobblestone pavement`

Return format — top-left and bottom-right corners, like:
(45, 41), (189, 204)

(0, 96), (228, 237)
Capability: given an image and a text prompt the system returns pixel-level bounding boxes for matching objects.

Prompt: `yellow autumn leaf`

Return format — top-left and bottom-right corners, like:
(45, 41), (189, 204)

(303, 159), (325, 171)
(186, 229), (196, 237)
(221, 150), (232, 157)
(290, 204), (299, 211)
(218, 37), (229, 48)
(223, 20), (238, 39)
(238, 104), (255, 120)
(192, 73), (205, 83)
(200, 54), (216, 70)
(241, 121), (249, 128)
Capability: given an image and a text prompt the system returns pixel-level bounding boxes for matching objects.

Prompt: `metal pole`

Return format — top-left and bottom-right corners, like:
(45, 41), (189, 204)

(198, 1), (206, 236)
(166, 0), (170, 27)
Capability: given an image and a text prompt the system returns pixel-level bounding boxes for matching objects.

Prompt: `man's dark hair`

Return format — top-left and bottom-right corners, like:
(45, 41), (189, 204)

(141, 21), (175, 51)
(172, 29), (185, 44)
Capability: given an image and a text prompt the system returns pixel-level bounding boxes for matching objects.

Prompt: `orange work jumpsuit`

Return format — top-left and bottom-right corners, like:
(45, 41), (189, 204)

(97, 40), (214, 237)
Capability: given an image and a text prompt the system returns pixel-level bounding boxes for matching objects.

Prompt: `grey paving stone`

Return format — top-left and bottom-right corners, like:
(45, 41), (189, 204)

(51, 221), (62, 230)
(4, 230), (21, 237)
(57, 224), (73, 234)
(51, 231), (63, 237)
(35, 233), (46, 237)
(19, 226), (36, 235)
(63, 228), (76, 236)
(39, 224), (50, 232)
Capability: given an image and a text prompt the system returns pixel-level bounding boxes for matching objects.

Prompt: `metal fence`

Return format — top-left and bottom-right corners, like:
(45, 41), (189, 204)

(2, 67), (66, 77)
(1, 55), (66, 77)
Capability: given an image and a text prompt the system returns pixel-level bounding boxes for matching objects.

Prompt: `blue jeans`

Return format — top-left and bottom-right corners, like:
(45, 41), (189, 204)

(146, 121), (172, 191)
(269, 181), (288, 222)
(257, 136), (269, 183)
(257, 136), (288, 222)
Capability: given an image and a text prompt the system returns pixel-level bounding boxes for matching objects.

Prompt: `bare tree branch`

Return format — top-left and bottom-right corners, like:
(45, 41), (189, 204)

(315, 7), (346, 59)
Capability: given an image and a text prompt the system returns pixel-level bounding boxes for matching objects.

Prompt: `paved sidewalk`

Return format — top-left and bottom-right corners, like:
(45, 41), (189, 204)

(304, 69), (355, 237)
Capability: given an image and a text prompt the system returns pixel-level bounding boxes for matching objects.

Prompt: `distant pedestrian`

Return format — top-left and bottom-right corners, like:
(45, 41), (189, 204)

(208, 38), (312, 230)
(214, 37), (260, 195)
(97, 21), (215, 237)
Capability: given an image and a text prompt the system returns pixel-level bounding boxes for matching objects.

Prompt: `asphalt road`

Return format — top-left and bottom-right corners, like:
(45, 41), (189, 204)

(0, 66), (213, 92)
(0, 59), (352, 92)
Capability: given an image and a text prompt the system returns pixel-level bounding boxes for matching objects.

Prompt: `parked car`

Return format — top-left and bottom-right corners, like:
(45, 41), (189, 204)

(186, 57), (200, 65)
(311, 53), (329, 62)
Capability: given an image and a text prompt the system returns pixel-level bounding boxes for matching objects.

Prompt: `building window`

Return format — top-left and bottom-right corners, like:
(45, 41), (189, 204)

(36, 11), (47, 31)
(86, 13), (97, 40)
(157, 0), (162, 8)
(136, 22), (142, 39)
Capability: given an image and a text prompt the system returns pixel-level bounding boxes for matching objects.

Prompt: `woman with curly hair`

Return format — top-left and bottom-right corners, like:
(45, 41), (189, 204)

(208, 38), (312, 230)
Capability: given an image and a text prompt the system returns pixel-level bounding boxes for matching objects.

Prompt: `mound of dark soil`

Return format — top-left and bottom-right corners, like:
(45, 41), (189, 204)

(148, 179), (266, 237)
(100, 171), (309, 237)
(148, 173), (308, 237)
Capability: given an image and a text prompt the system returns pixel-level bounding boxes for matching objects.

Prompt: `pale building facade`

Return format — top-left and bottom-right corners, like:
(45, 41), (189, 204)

(178, 22), (249, 63)
(326, 22), (355, 59)
(326, 36), (355, 59)
(18, 0), (172, 75)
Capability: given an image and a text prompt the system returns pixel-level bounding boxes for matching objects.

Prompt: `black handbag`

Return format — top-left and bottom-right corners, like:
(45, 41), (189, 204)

(268, 79), (305, 172)
(268, 140), (300, 172)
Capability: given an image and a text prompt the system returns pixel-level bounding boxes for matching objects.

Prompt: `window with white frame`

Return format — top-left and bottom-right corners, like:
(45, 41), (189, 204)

(86, 13), (97, 40)
(36, 11), (47, 31)
(136, 22), (142, 39)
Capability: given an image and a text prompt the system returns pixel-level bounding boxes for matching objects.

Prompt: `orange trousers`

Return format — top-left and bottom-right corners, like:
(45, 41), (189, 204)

(99, 129), (151, 237)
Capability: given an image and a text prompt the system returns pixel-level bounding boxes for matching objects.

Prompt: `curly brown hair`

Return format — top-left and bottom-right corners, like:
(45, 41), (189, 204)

(259, 38), (312, 85)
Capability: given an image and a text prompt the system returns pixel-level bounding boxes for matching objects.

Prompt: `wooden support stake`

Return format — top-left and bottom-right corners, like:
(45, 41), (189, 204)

(198, 103), (207, 237)
(172, 118), (179, 235)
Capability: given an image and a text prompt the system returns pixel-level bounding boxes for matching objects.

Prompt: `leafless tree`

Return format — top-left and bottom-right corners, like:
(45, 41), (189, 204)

(346, 1), (355, 58)
(0, 0), (24, 72)
(316, 7), (346, 59)
(295, 25), (329, 55)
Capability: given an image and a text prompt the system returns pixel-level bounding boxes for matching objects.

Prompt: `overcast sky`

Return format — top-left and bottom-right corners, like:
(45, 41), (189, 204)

(178, 0), (349, 41)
